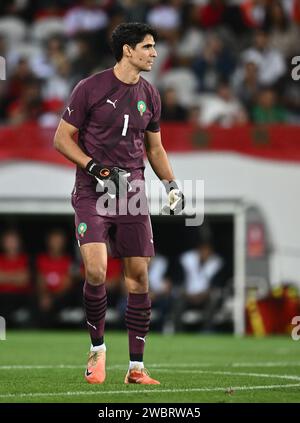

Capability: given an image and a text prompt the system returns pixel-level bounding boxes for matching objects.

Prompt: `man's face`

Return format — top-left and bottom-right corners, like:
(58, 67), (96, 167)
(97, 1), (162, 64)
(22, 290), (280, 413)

(128, 34), (157, 72)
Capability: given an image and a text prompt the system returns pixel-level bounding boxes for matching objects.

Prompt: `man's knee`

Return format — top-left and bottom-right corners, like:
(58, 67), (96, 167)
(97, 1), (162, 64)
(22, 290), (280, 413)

(125, 271), (149, 293)
(85, 263), (106, 284)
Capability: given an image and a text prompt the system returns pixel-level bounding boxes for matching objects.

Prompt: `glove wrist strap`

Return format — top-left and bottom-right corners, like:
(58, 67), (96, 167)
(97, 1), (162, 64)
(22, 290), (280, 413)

(86, 159), (110, 178)
(85, 159), (97, 173)
(162, 179), (178, 193)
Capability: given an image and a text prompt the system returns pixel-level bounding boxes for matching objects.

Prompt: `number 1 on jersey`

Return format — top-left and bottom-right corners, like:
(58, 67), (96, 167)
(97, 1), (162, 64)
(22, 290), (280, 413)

(122, 114), (129, 136)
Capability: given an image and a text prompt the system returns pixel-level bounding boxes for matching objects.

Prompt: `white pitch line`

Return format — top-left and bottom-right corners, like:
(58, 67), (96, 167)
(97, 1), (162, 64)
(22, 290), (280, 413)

(0, 363), (211, 370)
(0, 365), (83, 370)
(156, 369), (300, 381)
(0, 383), (300, 399)
(233, 362), (300, 367)
(1, 362), (300, 370)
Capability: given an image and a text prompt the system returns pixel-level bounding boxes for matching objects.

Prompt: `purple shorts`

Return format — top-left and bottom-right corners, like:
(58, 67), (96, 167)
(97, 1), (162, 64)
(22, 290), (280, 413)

(71, 177), (154, 258)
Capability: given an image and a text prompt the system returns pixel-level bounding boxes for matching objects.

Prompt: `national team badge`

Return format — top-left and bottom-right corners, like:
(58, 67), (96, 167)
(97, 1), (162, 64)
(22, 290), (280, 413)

(137, 100), (147, 116)
(78, 222), (87, 237)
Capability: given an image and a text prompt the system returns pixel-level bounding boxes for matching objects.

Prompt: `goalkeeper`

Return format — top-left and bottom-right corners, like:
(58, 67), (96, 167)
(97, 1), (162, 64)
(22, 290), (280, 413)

(54, 22), (184, 386)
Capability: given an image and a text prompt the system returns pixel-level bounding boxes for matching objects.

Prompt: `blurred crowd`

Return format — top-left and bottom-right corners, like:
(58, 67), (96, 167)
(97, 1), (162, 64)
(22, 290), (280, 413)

(0, 0), (300, 127)
(0, 226), (231, 332)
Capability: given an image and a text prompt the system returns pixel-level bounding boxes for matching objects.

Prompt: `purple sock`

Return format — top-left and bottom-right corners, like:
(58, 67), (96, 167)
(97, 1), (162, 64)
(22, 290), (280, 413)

(83, 281), (107, 346)
(125, 293), (151, 361)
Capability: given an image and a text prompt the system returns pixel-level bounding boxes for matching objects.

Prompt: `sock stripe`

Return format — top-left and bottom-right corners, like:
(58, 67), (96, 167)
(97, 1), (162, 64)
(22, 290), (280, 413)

(98, 310), (106, 321)
(126, 293), (151, 359)
(83, 281), (107, 343)
(83, 305), (107, 314)
(83, 294), (107, 302)
(83, 297), (107, 307)
(125, 315), (151, 325)
(125, 314), (150, 323)
(125, 319), (150, 330)
(126, 305), (151, 312)
(85, 301), (107, 312)
(86, 312), (106, 323)
(126, 325), (149, 335)
(125, 310), (151, 318)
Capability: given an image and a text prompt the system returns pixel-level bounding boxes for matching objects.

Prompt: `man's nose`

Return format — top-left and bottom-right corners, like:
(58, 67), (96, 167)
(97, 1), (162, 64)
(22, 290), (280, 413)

(151, 48), (157, 57)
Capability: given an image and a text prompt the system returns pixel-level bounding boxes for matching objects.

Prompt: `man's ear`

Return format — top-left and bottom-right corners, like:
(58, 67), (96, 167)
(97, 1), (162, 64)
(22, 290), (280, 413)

(123, 44), (132, 58)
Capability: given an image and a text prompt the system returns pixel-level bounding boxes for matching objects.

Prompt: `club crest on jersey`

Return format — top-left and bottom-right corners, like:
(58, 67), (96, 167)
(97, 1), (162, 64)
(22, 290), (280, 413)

(78, 222), (87, 237)
(137, 100), (146, 116)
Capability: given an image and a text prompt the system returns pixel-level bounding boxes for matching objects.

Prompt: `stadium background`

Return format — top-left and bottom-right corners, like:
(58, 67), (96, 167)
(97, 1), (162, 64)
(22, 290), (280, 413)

(0, 0), (300, 404)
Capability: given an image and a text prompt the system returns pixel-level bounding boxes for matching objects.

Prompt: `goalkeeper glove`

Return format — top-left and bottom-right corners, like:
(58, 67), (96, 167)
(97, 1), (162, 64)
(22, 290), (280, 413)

(161, 180), (185, 215)
(85, 159), (132, 198)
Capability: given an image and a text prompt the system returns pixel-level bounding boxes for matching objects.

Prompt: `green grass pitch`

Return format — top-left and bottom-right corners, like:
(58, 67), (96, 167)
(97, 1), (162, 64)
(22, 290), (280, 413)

(0, 331), (299, 403)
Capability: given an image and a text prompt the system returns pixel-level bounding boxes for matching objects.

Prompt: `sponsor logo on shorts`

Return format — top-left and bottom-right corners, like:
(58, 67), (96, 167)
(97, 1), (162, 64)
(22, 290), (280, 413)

(137, 100), (146, 116)
(78, 222), (87, 237)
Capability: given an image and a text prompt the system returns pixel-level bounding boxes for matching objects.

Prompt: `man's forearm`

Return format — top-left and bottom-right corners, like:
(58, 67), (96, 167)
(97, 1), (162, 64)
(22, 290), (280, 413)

(147, 147), (175, 182)
(54, 120), (92, 168)
(54, 132), (91, 169)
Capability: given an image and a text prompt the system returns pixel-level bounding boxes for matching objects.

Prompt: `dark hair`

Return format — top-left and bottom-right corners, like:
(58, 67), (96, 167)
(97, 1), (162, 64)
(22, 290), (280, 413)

(111, 22), (157, 62)
(263, 0), (288, 32)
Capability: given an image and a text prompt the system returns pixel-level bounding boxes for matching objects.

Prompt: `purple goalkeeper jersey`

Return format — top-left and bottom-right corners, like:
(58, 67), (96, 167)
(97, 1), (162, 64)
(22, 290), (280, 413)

(62, 68), (161, 193)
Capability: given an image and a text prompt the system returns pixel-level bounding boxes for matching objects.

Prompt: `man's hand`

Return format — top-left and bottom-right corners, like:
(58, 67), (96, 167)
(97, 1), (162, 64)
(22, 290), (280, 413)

(161, 180), (185, 215)
(85, 159), (132, 198)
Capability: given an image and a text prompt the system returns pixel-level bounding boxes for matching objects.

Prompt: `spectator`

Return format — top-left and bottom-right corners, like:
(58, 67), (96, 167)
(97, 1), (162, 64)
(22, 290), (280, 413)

(232, 60), (260, 113)
(0, 229), (32, 326)
(192, 32), (236, 93)
(120, 0), (148, 23)
(196, 82), (248, 127)
(63, 0), (109, 37)
(161, 87), (188, 121)
(179, 237), (226, 331)
(241, 30), (286, 87)
(42, 56), (75, 102)
(31, 35), (66, 79)
(35, 229), (74, 328)
(70, 33), (101, 81)
(159, 61), (198, 108)
(4, 58), (35, 105)
(146, 0), (183, 40)
(239, 0), (267, 29)
(252, 87), (287, 124)
(263, 0), (300, 59)
(194, 0), (226, 29)
(7, 79), (44, 126)
(180, 240), (224, 305)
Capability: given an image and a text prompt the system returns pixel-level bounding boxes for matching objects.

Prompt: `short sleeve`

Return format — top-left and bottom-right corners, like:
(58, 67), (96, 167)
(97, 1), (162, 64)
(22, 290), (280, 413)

(146, 87), (161, 132)
(61, 79), (89, 129)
